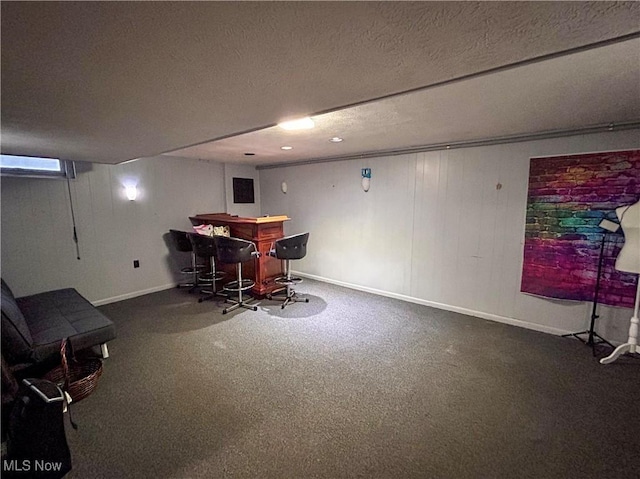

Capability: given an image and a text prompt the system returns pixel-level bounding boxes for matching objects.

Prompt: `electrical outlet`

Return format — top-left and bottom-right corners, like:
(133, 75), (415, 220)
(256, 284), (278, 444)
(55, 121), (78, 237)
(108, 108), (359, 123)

(133, 260), (140, 268)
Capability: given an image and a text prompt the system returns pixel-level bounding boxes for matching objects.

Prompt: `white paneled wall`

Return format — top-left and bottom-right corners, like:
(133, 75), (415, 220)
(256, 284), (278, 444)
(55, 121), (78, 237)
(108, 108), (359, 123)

(260, 130), (640, 342)
(1, 156), (225, 304)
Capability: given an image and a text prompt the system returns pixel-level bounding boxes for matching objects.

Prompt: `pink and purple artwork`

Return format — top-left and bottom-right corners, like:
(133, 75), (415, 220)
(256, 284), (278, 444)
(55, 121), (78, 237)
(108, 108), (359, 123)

(521, 149), (640, 308)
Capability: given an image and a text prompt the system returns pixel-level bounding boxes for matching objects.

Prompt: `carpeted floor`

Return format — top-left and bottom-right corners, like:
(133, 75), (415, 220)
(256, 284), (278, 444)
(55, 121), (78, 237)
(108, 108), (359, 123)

(65, 279), (639, 478)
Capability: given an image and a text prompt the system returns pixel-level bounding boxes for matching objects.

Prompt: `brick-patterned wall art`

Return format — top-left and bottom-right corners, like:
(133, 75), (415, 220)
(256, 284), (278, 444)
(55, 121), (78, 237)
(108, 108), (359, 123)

(521, 149), (640, 308)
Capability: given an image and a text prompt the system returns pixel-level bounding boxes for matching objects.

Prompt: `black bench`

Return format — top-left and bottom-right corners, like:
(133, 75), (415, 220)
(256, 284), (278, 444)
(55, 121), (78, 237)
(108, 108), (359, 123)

(1, 279), (116, 374)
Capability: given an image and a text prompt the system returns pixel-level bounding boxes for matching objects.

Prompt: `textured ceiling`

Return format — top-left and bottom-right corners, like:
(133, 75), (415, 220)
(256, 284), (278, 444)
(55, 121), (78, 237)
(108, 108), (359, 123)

(1, 2), (639, 165)
(168, 37), (640, 166)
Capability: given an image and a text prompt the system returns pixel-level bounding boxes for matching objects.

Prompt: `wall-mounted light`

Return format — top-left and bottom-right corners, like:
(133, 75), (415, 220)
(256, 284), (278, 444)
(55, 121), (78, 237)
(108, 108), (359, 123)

(124, 184), (138, 201)
(281, 181), (288, 194)
(361, 168), (371, 192)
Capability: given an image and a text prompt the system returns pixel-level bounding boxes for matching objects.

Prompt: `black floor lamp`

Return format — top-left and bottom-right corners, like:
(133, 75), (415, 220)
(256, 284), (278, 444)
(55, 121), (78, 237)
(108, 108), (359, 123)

(563, 218), (620, 356)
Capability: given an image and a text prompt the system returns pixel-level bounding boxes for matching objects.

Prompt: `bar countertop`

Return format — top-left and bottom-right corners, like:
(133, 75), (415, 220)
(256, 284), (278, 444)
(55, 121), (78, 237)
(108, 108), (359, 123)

(191, 213), (290, 224)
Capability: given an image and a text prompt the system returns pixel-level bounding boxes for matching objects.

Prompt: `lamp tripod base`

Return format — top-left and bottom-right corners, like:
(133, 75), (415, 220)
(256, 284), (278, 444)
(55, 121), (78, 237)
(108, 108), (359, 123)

(563, 233), (614, 357)
(562, 328), (614, 357)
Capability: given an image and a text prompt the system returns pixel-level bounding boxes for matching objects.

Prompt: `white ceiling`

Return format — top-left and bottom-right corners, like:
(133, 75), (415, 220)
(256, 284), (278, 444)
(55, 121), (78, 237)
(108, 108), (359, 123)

(1, 2), (639, 166)
(169, 38), (640, 166)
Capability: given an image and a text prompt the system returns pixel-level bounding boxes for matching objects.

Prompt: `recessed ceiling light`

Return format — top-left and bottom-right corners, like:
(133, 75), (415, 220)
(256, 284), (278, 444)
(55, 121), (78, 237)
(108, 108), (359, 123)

(329, 137), (343, 143)
(278, 117), (315, 130)
(281, 146), (293, 150)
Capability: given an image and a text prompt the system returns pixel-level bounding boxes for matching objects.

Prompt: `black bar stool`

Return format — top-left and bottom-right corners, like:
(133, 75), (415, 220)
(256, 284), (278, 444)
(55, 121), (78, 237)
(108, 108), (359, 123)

(187, 233), (227, 303)
(267, 232), (310, 309)
(169, 229), (207, 292)
(213, 236), (260, 314)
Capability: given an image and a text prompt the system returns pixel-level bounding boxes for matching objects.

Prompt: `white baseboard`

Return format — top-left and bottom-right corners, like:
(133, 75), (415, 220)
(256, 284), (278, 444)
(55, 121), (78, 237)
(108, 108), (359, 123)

(92, 283), (177, 307)
(293, 271), (573, 337)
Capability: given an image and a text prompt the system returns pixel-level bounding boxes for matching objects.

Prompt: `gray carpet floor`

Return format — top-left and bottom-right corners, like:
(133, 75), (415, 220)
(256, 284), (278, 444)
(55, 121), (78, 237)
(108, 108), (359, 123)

(66, 279), (640, 478)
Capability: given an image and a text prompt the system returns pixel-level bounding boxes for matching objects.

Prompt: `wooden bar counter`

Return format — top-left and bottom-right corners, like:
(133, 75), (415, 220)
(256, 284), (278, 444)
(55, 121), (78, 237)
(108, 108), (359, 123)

(190, 213), (290, 296)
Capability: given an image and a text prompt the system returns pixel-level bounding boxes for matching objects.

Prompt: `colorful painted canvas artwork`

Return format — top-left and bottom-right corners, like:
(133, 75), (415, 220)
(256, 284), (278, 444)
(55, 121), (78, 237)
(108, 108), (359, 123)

(521, 149), (640, 308)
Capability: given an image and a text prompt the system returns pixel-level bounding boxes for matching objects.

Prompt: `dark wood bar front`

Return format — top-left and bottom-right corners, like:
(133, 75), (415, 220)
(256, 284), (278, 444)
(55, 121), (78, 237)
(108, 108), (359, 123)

(190, 213), (289, 296)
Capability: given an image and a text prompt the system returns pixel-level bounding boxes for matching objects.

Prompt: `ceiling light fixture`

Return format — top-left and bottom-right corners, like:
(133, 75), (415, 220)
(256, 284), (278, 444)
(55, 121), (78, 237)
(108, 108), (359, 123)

(329, 137), (343, 143)
(281, 146), (293, 150)
(278, 117), (315, 130)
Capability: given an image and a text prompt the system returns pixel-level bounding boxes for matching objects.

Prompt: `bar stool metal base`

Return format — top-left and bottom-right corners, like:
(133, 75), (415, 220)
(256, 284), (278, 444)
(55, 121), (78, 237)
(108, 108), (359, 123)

(177, 265), (208, 292)
(177, 252), (208, 292)
(198, 289), (228, 303)
(222, 279), (258, 314)
(212, 238), (261, 314)
(267, 276), (309, 309)
(222, 298), (257, 314)
(197, 268), (227, 303)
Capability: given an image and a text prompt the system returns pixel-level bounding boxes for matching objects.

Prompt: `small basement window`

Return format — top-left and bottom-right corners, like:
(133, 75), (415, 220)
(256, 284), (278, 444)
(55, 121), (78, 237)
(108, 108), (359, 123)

(0, 154), (75, 178)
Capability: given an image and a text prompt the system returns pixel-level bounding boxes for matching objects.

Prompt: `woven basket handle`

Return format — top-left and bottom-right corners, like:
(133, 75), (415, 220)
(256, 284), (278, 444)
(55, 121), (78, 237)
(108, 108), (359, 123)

(60, 338), (71, 390)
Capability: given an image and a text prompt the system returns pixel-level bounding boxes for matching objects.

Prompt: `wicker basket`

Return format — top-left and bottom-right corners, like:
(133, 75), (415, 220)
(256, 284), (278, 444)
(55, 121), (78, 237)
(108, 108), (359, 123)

(43, 339), (103, 403)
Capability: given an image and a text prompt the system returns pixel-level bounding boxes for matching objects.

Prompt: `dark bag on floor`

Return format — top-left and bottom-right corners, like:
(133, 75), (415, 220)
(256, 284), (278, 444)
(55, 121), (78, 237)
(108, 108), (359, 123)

(5, 378), (72, 478)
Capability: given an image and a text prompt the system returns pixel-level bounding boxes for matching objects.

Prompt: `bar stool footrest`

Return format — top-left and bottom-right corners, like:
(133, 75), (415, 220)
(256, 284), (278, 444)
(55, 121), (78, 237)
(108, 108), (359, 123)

(275, 276), (303, 285)
(198, 271), (226, 282)
(181, 265), (208, 274)
(223, 279), (255, 292)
